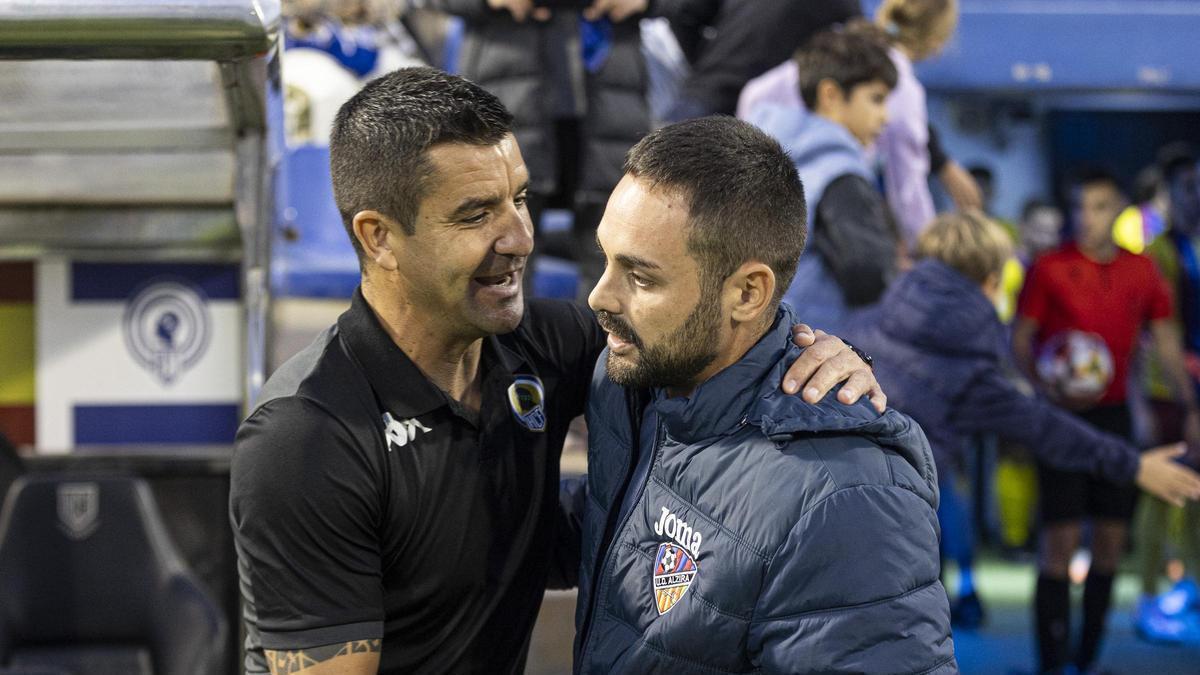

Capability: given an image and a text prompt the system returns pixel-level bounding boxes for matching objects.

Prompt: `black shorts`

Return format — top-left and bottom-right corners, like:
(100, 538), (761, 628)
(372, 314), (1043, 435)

(1037, 404), (1140, 524)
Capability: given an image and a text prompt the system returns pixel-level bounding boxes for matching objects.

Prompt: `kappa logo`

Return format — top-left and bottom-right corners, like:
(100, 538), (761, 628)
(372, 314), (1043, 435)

(652, 542), (698, 615)
(57, 482), (100, 541)
(383, 412), (431, 450)
(507, 376), (546, 432)
(122, 279), (211, 386)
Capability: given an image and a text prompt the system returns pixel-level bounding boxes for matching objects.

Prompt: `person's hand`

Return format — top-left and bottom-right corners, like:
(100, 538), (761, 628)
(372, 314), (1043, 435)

(583, 0), (647, 22)
(783, 324), (886, 413)
(1136, 443), (1200, 507)
(488, 0), (551, 22)
(939, 160), (984, 212)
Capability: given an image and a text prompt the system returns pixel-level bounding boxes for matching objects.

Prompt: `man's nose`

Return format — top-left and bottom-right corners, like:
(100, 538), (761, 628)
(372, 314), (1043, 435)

(496, 206), (534, 258)
(588, 262), (618, 315)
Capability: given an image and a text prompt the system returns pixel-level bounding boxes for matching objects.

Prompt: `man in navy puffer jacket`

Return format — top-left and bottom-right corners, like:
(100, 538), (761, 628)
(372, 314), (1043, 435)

(573, 116), (956, 673)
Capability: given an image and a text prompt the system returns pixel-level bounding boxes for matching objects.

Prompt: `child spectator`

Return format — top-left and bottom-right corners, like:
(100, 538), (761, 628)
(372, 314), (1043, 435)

(749, 24), (898, 332)
(739, 0), (973, 246)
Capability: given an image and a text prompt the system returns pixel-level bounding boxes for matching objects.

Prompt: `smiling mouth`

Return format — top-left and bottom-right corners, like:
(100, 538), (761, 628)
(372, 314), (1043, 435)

(473, 268), (522, 287)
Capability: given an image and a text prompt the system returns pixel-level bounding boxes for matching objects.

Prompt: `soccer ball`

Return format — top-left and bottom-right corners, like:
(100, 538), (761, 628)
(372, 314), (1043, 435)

(660, 546), (677, 573)
(1036, 330), (1114, 408)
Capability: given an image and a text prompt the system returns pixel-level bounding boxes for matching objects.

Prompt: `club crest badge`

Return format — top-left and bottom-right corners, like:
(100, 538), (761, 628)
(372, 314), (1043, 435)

(507, 376), (546, 432)
(653, 542), (698, 615)
(57, 482), (100, 541)
(123, 279), (211, 386)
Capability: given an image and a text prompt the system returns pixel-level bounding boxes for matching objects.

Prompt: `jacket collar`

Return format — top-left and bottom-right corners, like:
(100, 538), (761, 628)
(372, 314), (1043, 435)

(654, 307), (795, 444)
(650, 304), (884, 445)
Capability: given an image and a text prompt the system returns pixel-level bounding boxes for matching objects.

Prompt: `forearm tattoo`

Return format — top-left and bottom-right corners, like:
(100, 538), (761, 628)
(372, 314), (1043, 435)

(265, 640), (382, 674)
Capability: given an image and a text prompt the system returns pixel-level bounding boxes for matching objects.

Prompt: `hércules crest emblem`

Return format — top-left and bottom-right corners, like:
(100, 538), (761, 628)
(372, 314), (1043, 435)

(653, 542), (698, 615)
(507, 376), (546, 432)
(123, 279), (211, 386)
(57, 482), (100, 540)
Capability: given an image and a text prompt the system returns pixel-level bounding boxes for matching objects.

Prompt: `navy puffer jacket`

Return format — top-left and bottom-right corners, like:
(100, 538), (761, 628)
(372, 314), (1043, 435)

(843, 259), (1140, 482)
(574, 308), (957, 674)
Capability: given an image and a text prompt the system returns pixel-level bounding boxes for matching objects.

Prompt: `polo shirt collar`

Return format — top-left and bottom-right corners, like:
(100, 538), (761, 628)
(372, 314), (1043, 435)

(338, 287), (530, 419)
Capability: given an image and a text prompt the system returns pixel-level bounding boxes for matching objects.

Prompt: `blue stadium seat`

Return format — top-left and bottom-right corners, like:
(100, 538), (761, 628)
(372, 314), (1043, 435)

(272, 145), (361, 299)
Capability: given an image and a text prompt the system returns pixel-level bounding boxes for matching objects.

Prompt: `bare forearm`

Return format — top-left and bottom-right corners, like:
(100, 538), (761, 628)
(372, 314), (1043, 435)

(1153, 321), (1200, 410)
(265, 641), (381, 675)
(1012, 319), (1038, 382)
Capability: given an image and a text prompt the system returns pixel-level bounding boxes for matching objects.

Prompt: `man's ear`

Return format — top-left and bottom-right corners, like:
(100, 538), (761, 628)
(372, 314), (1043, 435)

(727, 261), (776, 324)
(353, 210), (399, 272)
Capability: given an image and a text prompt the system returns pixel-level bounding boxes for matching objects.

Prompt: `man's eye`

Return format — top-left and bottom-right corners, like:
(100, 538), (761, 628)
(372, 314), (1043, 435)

(463, 212), (488, 225)
(630, 272), (653, 288)
(514, 193), (528, 207)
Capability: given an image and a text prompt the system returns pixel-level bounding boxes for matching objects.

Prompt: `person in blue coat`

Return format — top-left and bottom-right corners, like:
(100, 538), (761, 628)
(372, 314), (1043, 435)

(574, 115), (956, 673)
(843, 210), (1200, 637)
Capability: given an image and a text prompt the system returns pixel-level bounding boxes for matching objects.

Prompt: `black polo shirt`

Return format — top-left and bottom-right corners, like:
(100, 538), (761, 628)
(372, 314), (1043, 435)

(230, 289), (604, 674)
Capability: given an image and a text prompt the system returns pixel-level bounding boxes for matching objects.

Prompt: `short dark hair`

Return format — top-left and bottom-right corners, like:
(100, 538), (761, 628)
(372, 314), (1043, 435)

(623, 116), (807, 314)
(1075, 167), (1125, 196)
(329, 67), (513, 258)
(795, 22), (897, 110)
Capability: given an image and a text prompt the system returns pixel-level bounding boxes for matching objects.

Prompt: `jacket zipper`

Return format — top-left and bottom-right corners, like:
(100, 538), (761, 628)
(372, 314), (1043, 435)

(577, 414), (666, 668)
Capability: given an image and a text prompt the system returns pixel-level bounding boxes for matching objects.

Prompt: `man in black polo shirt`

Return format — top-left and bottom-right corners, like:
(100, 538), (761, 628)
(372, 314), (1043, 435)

(230, 67), (884, 675)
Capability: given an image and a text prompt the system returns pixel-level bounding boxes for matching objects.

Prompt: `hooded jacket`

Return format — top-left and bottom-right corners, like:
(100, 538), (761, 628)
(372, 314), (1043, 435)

(844, 259), (1140, 482)
(574, 307), (957, 674)
(750, 106), (897, 331)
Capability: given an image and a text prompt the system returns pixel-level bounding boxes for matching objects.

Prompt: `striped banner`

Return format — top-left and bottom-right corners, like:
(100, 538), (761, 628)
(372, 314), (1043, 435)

(35, 259), (243, 452)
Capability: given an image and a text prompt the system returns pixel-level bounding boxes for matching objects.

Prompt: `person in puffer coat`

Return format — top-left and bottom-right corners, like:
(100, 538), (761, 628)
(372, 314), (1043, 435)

(574, 115), (956, 673)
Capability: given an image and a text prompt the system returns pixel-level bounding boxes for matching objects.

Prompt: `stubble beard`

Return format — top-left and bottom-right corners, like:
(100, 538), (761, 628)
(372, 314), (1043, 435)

(602, 286), (723, 391)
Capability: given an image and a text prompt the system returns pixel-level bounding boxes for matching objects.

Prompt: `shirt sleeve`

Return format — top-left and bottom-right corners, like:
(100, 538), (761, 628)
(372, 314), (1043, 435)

(952, 368), (1141, 483)
(814, 175), (899, 306)
(230, 396), (385, 650)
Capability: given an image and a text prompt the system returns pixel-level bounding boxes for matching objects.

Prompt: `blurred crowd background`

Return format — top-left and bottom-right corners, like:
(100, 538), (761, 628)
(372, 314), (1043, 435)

(2, 0), (1199, 673)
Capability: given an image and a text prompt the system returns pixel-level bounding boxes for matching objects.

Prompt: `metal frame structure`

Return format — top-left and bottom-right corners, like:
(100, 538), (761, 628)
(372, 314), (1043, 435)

(0, 0), (282, 412)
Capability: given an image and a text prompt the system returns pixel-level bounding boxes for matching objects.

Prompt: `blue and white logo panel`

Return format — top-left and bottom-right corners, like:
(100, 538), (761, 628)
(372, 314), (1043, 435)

(35, 260), (243, 450)
(123, 279), (211, 386)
